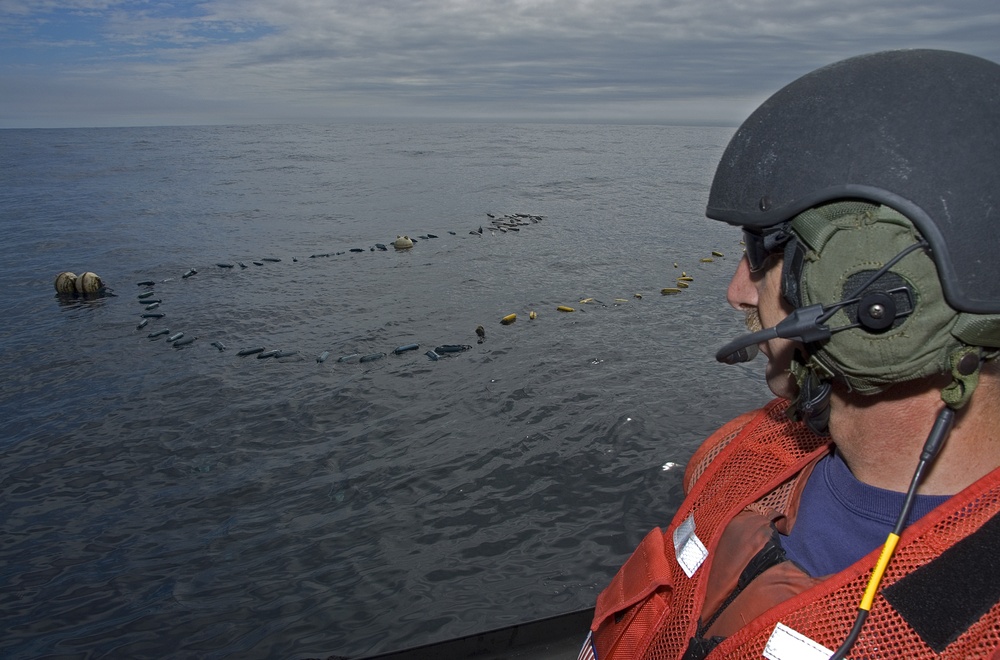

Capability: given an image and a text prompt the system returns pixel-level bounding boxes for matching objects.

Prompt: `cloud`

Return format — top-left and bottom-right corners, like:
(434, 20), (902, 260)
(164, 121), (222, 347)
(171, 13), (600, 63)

(2, 0), (999, 127)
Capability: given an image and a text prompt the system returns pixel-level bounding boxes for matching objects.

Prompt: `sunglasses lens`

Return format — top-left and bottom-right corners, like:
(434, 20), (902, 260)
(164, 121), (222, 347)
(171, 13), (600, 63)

(743, 230), (768, 272)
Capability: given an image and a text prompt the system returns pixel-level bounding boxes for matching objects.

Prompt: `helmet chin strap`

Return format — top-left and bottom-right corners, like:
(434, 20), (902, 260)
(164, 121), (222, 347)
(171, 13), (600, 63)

(787, 351), (833, 435)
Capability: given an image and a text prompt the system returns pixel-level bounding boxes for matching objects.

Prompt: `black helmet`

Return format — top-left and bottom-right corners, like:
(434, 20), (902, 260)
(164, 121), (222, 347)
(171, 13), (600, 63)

(706, 49), (1000, 314)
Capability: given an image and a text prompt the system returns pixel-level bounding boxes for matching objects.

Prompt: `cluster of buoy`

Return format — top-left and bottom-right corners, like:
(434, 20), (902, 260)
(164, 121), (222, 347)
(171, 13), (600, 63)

(54, 271), (112, 297)
(492, 251), (726, 322)
(212, 257), (283, 269)
(306, 210), (543, 258)
(140, 245), (726, 360)
(57, 213), (733, 368)
(110, 212), (545, 357)
(134, 279), (199, 348)
(133, 270), (484, 362)
(318, 343), (477, 363)
(229, 342), (475, 365)
(235, 347), (298, 359)
(472, 212), (544, 235)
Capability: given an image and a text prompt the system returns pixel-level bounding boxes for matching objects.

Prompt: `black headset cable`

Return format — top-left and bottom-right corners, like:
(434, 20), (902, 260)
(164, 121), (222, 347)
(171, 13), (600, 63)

(828, 405), (955, 659)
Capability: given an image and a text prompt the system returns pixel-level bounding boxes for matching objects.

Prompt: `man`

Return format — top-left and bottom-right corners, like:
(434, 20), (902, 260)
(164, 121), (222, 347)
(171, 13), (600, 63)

(583, 49), (1000, 659)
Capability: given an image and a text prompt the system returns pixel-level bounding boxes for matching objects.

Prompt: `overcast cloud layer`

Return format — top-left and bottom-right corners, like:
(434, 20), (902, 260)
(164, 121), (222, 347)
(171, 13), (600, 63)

(2, 0), (999, 128)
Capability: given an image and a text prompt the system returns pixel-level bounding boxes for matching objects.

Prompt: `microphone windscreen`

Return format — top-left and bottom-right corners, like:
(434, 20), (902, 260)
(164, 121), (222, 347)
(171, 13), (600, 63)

(736, 344), (759, 362)
(719, 343), (759, 364)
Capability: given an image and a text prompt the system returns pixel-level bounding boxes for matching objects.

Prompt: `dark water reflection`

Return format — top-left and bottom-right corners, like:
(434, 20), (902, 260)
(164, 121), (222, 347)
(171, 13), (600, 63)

(0, 123), (771, 658)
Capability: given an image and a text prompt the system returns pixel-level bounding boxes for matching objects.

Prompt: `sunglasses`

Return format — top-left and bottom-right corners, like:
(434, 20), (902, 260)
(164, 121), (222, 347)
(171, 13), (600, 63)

(743, 225), (792, 272)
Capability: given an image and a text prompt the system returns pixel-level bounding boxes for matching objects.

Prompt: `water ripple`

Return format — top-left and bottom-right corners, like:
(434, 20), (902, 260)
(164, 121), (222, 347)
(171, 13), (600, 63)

(0, 123), (772, 659)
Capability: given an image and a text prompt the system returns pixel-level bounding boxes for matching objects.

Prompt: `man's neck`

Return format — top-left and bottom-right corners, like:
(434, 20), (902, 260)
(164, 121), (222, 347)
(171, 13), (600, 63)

(827, 371), (1000, 495)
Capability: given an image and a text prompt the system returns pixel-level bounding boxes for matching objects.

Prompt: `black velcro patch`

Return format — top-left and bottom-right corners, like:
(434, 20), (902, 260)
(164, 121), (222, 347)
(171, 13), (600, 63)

(883, 509), (1000, 652)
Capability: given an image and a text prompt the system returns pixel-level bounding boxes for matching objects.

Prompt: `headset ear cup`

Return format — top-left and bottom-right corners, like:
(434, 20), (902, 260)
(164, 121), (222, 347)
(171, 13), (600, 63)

(793, 205), (962, 395)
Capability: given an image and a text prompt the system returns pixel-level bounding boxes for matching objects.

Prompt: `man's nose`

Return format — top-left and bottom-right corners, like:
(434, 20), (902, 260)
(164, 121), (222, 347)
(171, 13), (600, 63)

(727, 255), (758, 311)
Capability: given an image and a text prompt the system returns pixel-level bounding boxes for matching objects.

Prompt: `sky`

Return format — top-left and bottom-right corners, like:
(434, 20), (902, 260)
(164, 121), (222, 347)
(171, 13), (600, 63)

(2, 0), (999, 128)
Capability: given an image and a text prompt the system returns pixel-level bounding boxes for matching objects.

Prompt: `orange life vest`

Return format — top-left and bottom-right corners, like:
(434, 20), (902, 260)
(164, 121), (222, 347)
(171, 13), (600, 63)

(589, 398), (1000, 659)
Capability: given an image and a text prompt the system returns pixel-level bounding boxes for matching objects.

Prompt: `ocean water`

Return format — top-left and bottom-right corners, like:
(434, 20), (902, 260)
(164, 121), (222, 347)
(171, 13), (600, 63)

(0, 123), (772, 658)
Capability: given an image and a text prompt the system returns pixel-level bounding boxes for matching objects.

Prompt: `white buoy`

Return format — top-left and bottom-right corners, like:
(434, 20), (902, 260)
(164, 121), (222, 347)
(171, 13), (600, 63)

(75, 271), (103, 294)
(54, 272), (78, 294)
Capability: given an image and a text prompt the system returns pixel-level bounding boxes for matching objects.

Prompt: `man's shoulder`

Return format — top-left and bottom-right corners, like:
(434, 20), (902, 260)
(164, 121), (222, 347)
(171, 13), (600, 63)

(682, 400), (780, 492)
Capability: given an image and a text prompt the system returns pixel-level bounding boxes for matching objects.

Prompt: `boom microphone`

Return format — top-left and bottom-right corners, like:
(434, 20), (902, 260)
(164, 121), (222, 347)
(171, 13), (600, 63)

(716, 332), (768, 364)
(715, 304), (832, 364)
(723, 343), (759, 364)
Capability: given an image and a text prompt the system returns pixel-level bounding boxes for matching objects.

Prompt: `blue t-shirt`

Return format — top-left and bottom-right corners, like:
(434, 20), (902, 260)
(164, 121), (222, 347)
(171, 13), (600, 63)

(780, 452), (949, 577)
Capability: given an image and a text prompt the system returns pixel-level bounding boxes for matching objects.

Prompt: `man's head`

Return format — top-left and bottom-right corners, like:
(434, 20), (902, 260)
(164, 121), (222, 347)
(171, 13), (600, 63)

(708, 49), (1000, 429)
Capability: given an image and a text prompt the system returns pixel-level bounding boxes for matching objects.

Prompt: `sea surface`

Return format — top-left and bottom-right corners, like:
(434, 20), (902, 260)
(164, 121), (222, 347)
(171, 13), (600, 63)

(0, 123), (772, 659)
